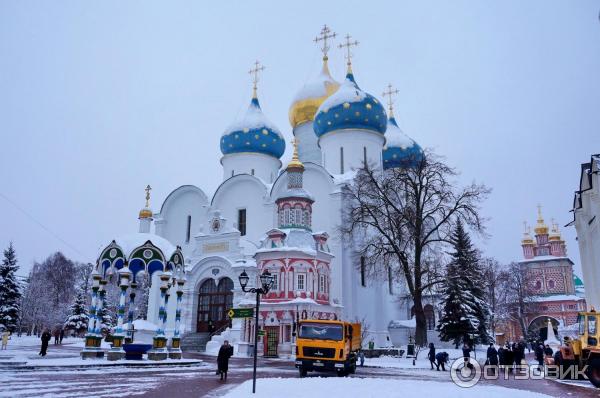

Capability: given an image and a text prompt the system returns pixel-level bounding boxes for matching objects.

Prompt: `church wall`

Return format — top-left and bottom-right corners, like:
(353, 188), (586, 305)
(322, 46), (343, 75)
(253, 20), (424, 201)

(294, 122), (322, 165)
(156, 186), (209, 260)
(211, 175), (274, 247)
(319, 129), (384, 174)
(221, 152), (281, 184)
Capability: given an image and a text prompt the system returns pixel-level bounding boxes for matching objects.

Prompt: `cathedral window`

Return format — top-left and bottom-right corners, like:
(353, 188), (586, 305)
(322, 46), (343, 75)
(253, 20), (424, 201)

(360, 256), (366, 287)
(251, 169), (255, 176)
(319, 274), (326, 293)
(388, 265), (393, 294)
(548, 280), (555, 289)
(340, 147), (344, 174)
(296, 273), (305, 290)
(424, 305), (435, 330)
(363, 146), (367, 167)
(295, 208), (302, 226)
(231, 170), (234, 177)
(186, 215), (191, 243)
(238, 209), (247, 236)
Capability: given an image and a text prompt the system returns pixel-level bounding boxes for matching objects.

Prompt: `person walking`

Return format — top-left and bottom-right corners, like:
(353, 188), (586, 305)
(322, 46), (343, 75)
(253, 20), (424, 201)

(512, 342), (522, 371)
(53, 329), (59, 345)
(462, 341), (473, 369)
(534, 343), (544, 370)
(544, 344), (553, 357)
(217, 340), (234, 381)
(39, 329), (51, 356)
(504, 343), (514, 373)
(486, 343), (498, 366)
(59, 329), (64, 345)
(358, 350), (365, 367)
(434, 351), (449, 371)
(1, 331), (9, 350)
(427, 343), (436, 370)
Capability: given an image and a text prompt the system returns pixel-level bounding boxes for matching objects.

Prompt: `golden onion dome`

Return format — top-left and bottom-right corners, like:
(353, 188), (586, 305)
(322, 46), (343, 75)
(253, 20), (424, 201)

(549, 221), (561, 241)
(288, 57), (339, 129)
(521, 221), (534, 245)
(139, 208), (153, 219)
(534, 204), (549, 235)
(138, 185), (153, 219)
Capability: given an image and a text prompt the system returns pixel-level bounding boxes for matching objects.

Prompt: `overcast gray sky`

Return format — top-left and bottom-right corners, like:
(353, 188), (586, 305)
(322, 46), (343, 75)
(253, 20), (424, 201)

(1, 0), (599, 277)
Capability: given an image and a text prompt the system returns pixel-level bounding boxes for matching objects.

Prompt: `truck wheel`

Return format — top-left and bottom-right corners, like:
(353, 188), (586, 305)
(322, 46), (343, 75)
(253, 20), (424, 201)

(299, 368), (307, 378)
(585, 358), (600, 388)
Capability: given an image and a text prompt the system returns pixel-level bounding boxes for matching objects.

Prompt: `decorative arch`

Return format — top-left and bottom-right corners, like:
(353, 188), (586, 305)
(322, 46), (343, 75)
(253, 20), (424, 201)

(528, 316), (560, 341)
(98, 240), (126, 278)
(211, 174), (268, 207)
(129, 240), (167, 280)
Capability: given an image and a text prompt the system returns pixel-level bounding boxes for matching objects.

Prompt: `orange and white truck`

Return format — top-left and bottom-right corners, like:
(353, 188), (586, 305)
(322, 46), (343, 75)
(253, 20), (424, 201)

(295, 320), (361, 377)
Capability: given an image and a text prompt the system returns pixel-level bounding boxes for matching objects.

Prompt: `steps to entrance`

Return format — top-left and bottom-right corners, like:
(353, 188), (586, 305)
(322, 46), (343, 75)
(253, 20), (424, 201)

(181, 332), (211, 352)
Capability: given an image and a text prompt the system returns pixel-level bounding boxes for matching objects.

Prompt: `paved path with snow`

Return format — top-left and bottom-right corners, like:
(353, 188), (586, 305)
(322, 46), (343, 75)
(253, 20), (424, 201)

(1, 342), (598, 397)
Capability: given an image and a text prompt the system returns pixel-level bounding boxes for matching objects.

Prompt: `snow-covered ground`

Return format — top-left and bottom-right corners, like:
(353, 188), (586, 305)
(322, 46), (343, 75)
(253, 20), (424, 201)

(363, 348), (478, 369)
(222, 378), (551, 398)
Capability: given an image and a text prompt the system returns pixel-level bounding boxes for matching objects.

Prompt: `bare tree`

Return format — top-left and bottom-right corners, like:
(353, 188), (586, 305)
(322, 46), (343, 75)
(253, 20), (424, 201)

(501, 261), (538, 339)
(354, 316), (371, 348)
(481, 257), (508, 339)
(342, 151), (489, 346)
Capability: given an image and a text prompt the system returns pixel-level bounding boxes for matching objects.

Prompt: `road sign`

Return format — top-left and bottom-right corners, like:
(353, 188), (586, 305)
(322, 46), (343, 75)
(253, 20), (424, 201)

(227, 308), (254, 318)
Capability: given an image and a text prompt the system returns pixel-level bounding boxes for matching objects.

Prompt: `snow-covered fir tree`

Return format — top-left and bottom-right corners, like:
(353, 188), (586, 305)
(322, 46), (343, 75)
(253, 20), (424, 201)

(136, 275), (150, 320)
(64, 288), (89, 336)
(0, 242), (21, 332)
(437, 220), (492, 346)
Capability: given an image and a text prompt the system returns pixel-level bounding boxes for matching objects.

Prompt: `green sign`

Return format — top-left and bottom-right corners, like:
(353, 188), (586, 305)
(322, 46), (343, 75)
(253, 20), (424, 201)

(258, 330), (265, 336)
(227, 308), (254, 319)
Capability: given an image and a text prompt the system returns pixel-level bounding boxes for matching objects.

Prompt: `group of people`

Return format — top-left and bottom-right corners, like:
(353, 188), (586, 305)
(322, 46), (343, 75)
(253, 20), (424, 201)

(427, 343), (450, 371)
(487, 341), (527, 371)
(38, 327), (66, 357)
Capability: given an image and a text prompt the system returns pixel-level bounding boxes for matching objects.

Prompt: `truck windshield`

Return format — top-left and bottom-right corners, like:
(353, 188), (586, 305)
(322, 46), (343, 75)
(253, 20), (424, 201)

(299, 323), (343, 341)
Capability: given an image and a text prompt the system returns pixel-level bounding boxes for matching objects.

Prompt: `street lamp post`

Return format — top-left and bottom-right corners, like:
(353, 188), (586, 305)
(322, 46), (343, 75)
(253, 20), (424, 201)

(238, 269), (273, 394)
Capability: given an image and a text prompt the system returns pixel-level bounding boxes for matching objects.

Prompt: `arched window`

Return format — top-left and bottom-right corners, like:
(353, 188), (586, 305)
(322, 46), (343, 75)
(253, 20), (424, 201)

(295, 208), (302, 226)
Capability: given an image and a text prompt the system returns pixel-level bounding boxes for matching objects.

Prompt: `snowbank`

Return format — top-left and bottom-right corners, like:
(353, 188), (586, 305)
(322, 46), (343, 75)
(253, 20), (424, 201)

(223, 378), (551, 398)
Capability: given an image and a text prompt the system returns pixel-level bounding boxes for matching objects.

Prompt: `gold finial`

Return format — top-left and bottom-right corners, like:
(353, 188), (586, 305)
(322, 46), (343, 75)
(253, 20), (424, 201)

(139, 185), (153, 219)
(382, 83), (400, 117)
(314, 24), (337, 61)
(537, 203), (544, 222)
(248, 60), (266, 99)
(338, 34), (359, 74)
(534, 204), (549, 235)
(287, 137), (304, 170)
(523, 221), (528, 233)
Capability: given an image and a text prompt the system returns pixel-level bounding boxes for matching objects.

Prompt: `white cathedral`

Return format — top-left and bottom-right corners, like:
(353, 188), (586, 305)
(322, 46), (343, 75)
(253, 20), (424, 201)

(116, 28), (431, 356)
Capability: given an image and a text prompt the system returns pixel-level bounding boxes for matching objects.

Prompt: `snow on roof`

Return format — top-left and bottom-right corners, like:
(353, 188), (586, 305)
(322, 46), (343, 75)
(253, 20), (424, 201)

(222, 98), (282, 138)
(132, 319), (159, 331)
(532, 294), (584, 303)
(291, 64), (338, 102)
(385, 118), (416, 150)
(232, 258), (257, 268)
(332, 170), (358, 185)
(318, 78), (367, 112)
(388, 319), (416, 328)
(99, 232), (177, 258)
(519, 256), (573, 264)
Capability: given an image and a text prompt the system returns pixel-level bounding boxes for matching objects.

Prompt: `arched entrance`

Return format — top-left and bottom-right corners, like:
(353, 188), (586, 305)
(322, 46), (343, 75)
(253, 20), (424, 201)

(528, 316), (559, 341)
(196, 278), (234, 333)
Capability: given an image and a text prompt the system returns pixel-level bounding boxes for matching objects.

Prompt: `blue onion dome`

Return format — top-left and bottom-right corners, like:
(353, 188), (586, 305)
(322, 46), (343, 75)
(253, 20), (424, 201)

(314, 72), (387, 137)
(382, 114), (424, 169)
(220, 96), (285, 159)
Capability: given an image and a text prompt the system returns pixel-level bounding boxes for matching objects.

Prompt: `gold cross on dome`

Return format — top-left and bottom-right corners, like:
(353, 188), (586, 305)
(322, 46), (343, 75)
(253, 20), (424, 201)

(382, 83), (400, 114)
(314, 24), (337, 60)
(248, 60), (266, 98)
(144, 185), (152, 208)
(338, 34), (359, 72)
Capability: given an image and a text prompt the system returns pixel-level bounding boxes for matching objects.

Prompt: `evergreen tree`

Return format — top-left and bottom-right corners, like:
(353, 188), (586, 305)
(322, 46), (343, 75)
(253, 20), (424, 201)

(136, 276), (150, 320)
(437, 220), (492, 347)
(96, 297), (115, 336)
(0, 242), (21, 332)
(64, 289), (89, 336)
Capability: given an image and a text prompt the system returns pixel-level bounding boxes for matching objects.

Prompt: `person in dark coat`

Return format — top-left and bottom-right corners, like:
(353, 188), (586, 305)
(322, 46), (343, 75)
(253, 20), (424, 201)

(486, 343), (498, 366)
(544, 344), (553, 357)
(534, 343), (544, 370)
(217, 340), (234, 381)
(39, 329), (51, 356)
(503, 343), (514, 372)
(427, 343), (436, 370)
(462, 341), (473, 369)
(435, 351), (449, 371)
(59, 329), (64, 344)
(497, 345), (505, 370)
(512, 342), (522, 369)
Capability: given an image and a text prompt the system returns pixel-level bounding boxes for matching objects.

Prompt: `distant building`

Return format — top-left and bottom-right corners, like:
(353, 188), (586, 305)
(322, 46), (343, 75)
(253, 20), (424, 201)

(569, 154), (600, 308)
(498, 207), (585, 343)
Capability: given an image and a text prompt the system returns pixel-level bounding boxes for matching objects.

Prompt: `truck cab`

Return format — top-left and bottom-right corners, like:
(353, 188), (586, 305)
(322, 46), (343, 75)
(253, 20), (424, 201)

(294, 320), (361, 377)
